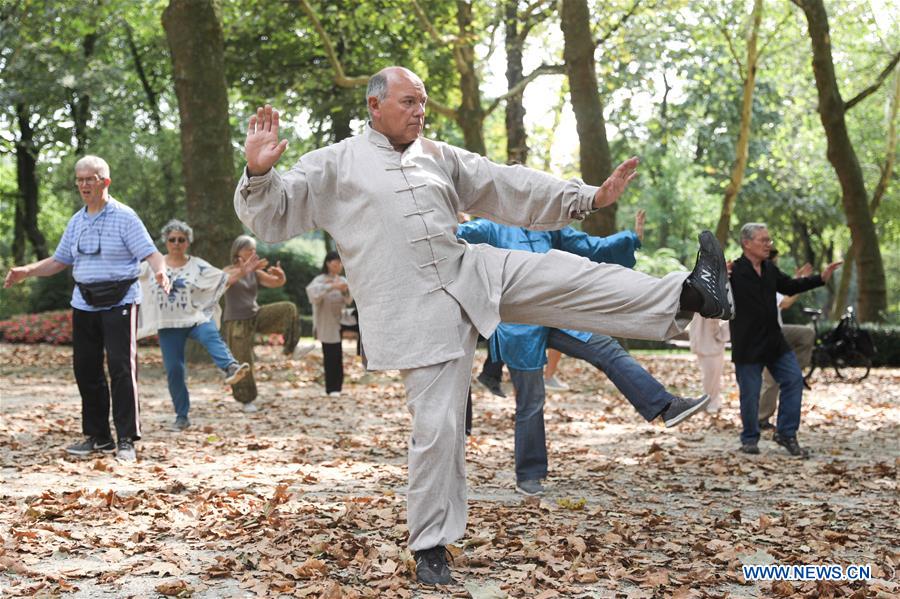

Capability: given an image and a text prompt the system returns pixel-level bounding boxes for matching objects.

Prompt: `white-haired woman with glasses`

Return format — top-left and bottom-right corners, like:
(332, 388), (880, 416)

(138, 219), (251, 431)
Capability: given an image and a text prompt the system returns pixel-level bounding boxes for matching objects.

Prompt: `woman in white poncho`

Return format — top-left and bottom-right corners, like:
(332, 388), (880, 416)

(139, 220), (251, 431)
(306, 251), (352, 396)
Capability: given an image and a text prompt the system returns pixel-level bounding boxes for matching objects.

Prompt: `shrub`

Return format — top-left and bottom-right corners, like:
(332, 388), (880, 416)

(255, 239), (322, 315)
(865, 324), (900, 367)
(0, 310), (73, 345)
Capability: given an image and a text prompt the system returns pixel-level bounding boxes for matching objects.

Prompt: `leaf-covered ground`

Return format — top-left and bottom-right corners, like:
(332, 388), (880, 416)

(1, 341), (897, 598)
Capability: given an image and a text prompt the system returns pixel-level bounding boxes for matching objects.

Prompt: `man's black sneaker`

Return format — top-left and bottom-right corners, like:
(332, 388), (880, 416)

(224, 362), (250, 385)
(686, 231), (734, 320)
(739, 443), (760, 455)
(476, 372), (506, 398)
(414, 546), (454, 585)
(66, 436), (116, 456)
(660, 395), (710, 427)
(773, 433), (810, 458)
(758, 419), (775, 431)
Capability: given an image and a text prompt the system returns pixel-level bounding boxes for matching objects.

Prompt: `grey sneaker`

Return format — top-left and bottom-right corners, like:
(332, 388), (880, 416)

(773, 433), (810, 459)
(292, 342), (316, 359)
(66, 436), (116, 456)
(116, 439), (136, 462)
(543, 375), (569, 391)
(224, 362), (250, 385)
(686, 231), (734, 320)
(660, 394), (710, 427)
(414, 546), (454, 585)
(170, 415), (190, 432)
(516, 479), (545, 496)
(241, 401), (259, 413)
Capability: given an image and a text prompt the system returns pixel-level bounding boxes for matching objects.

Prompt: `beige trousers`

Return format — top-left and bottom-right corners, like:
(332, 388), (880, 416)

(696, 353), (726, 412)
(758, 324), (816, 422)
(403, 249), (690, 550)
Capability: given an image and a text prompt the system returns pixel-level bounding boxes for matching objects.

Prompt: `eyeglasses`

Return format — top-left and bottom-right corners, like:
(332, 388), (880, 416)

(74, 176), (103, 187)
(167, 237), (188, 244)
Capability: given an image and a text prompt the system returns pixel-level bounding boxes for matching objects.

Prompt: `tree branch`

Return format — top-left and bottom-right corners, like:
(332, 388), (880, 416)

(297, 0), (369, 88)
(757, 10), (793, 63)
(483, 63), (565, 116)
(595, 0), (643, 48)
(717, 19), (745, 80)
(844, 51), (900, 112)
(410, 0), (455, 46)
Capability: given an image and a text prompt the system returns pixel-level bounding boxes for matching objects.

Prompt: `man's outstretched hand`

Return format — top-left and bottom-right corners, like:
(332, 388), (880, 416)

(245, 104), (289, 177)
(593, 157), (640, 209)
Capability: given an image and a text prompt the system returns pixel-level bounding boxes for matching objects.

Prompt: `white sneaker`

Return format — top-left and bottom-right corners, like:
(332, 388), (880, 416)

(543, 376), (569, 391)
(327, 391), (341, 398)
(241, 402), (259, 413)
(292, 343), (316, 359)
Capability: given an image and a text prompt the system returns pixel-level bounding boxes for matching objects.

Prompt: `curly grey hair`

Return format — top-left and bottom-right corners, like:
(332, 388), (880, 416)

(230, 235), (257, 264)
(160, 219), (194, 245)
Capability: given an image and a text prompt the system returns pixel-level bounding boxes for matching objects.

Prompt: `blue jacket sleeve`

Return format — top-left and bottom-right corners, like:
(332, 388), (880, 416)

(554, 228), (641, 268)
(456, 219), (497, 245)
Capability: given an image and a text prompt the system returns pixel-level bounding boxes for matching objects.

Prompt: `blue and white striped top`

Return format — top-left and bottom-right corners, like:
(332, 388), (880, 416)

(53, 197), (157, 312)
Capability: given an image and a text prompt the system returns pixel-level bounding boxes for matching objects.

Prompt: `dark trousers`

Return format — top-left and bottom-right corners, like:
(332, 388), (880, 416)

(72, 305), (141, 441)
(735, 351), (804, 445)
(322, 341), (343, 393)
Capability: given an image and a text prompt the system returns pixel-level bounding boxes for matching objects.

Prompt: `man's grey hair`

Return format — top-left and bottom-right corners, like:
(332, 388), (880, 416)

(366, 72), (389, 118)
(230, 234), (257, 263)
(160, 219), (194, 245)
(74, 155), (110, 178)
(740, 222), (768, 244)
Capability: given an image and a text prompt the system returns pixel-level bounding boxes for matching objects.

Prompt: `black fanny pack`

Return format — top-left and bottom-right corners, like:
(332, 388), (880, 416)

(77, 278), (138, 308)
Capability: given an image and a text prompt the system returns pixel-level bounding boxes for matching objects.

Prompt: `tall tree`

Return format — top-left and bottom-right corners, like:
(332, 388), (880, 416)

(561, 0), (614, 235)
(713, 0), (762, 245)
(13, 104), (48, 263)
(791, 0), (893, 321)
(162, 0), (241, 268)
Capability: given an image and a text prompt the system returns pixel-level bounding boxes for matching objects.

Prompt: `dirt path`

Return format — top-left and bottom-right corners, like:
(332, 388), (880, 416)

(1, 342), (897, 598)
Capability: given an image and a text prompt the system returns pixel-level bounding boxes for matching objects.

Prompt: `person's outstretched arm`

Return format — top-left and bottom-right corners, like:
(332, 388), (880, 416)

(4, 257), (68, 287)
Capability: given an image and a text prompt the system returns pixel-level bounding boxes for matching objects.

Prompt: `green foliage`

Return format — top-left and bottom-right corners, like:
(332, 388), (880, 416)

(864, 324), (900, 367)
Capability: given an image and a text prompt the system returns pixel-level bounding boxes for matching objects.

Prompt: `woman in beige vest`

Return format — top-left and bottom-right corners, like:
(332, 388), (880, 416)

(305, 251), (352, 396)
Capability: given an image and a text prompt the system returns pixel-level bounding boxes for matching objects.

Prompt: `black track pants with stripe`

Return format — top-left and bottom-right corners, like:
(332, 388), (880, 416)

(72, 304), (141, 441)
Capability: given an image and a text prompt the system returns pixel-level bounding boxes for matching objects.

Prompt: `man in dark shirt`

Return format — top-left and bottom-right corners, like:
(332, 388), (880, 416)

(729, 223), (841, 457)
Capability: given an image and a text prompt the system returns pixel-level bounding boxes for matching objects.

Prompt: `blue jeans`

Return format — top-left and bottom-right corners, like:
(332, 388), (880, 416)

(158, 320), (237, 418)
(734, 351), (803, 445)
(508, 330), (675, 482)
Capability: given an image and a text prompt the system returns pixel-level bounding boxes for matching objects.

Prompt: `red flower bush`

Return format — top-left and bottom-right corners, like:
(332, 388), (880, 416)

(0, 310), (158, 346)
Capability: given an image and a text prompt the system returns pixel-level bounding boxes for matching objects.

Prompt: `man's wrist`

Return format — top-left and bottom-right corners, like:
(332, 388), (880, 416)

(246, 164), (270, 178)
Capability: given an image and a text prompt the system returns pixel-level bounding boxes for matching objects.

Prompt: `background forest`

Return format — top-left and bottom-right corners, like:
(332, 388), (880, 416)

(1, 0), (897, 324)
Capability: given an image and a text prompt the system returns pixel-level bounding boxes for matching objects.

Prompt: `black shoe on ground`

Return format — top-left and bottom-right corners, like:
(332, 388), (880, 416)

(739, 443), (760, 455)
(758, 419), (775, 431)
(773, 433), (810, 458)
(66, 436), (116, 456)
(476, 372), (506, 398)
(414, 546), (454, 585)
(660, 394), (710, 427)
(686, 231), (734, 320)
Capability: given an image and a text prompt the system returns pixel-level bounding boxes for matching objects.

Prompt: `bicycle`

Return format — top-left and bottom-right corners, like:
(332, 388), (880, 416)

(803, 306), (874, 384)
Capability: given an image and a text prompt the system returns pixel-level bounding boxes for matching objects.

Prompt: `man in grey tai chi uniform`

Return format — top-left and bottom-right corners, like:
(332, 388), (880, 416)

(234, 66), (733, 586)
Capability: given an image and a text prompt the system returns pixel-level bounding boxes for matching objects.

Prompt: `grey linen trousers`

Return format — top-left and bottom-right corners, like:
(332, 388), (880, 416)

(402, 247), (689, 550)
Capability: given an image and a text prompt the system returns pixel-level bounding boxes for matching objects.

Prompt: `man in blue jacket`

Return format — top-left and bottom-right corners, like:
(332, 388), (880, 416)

(457, 216), (709, 496)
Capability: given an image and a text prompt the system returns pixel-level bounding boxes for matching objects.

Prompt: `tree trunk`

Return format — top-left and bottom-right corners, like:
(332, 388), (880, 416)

(69, 33), (97, 156)
(454, 0), (486, 155)
(560, 0), (614, 236)
(15, 103), (48, 263)
(793, 0), (887, 321)
(714, 0), (762, 245)
(162, 0), (241, 269)
(834, 65), (899, 315)
(504, 0), (528, 164)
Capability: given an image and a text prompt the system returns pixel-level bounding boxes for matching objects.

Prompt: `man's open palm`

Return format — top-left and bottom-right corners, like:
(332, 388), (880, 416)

(245, 105), (288, 176)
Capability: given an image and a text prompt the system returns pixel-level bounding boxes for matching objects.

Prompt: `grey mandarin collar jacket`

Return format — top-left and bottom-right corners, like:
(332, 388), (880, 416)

(235, 125), (599, 370)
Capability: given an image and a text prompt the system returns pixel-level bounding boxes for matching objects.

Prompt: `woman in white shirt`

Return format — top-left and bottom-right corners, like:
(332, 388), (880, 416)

(306, 252), (352, 396)
(139, 220), (250, 431)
